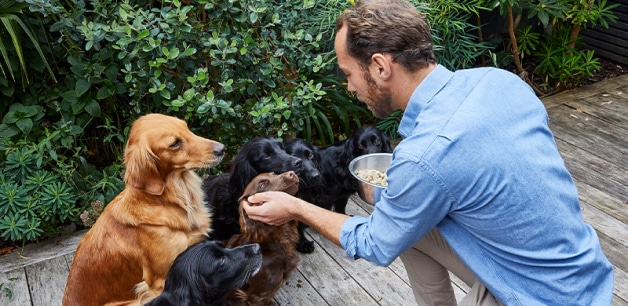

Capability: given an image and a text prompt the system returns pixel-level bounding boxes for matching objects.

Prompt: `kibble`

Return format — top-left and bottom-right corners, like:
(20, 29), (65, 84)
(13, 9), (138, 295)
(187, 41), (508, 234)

(355, 169), (388, 187)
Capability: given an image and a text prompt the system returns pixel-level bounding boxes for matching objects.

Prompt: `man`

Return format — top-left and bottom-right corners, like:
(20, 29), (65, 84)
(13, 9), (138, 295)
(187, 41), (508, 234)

(243, 0), (614, 305)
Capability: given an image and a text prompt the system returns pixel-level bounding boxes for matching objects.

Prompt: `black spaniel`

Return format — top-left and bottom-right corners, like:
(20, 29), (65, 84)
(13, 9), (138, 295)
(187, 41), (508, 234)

(283, 138), (323, 253)
(145, 240), (262, 306)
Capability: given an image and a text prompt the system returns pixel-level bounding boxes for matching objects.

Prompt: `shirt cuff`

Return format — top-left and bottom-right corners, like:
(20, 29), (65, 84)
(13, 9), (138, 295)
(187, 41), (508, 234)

(340, 215), (369, 260)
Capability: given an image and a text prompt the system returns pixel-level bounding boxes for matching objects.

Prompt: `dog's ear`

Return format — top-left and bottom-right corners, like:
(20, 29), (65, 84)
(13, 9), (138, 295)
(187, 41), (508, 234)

(230, 159), (259, 196)
(381, 133), (393, 153)
(239, 202), (274, 243)
(124, 142), (165, 195)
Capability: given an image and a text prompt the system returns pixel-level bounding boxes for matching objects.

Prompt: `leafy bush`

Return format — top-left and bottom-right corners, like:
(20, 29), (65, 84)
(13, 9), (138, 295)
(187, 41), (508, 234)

(484, 0), (618, 93)
(0, 0), (364, 244)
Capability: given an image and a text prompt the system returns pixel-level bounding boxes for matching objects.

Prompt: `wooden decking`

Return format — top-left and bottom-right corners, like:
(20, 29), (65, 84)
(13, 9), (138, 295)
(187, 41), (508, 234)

(0, 74), (626, 305)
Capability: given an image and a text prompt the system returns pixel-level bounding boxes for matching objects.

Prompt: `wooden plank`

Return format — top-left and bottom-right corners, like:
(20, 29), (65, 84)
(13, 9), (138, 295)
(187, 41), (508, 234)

(0, 230), (86, 273)
(24, 256), (70, 306)
(576, 180), (628, 231)
(292, 239), (379, 305)
(568, 92), (628, 127)
(275, 268), (329, 305)
(548, 105), (628, 158)
(583, 24), (628, 39)
(0, 269), (31, 306)
(556, 139), (628, 206)
(612, 266), (628, 306)
(305, 229), (416, 305)
(541, 74), (627, 108)
(555, 136), (628, 189)
(596, 228), (628, 276)
(63, 253), (74, 270)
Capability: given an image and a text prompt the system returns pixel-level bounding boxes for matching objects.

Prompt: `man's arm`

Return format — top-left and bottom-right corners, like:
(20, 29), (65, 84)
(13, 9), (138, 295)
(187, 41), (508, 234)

(243, 191), (350, 246)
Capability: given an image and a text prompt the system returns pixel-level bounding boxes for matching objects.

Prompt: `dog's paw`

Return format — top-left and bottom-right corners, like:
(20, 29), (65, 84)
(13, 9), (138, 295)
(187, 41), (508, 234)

(296, 240), (315, 253)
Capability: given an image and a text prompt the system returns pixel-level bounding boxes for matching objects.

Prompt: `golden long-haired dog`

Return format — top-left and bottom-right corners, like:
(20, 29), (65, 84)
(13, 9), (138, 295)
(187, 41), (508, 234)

(62, 113), (225, 306)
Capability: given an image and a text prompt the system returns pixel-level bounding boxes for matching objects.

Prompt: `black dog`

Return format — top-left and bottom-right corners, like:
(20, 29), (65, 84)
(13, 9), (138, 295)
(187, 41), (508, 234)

(284, 138), (323, 253)
(204, 137), (304, 241)
(145, 240), (262, 306)
(314, 126), (392, 214)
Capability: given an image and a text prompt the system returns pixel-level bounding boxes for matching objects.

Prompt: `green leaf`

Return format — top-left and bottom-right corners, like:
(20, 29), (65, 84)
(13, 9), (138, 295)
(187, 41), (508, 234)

(183, 88), (195, 101)
(0, 123), (20, 138)
(75, 79), (91, 97)
(2, 111), (18, 124)
(168, 48), (180, 59)
(137, 29), (150, 39)
(84, 100), (101, 117)
(182, 47), (196, 56)
(96, 86), (111, 99)
(250, 12), (258, 23)
(15, 118), (33, 134)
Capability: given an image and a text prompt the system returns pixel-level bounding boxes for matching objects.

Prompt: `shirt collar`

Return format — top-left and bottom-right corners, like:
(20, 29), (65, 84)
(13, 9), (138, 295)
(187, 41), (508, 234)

(398, 64), (453, 138)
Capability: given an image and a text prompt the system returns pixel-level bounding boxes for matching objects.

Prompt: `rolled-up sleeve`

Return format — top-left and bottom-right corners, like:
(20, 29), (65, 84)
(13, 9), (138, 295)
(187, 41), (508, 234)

(340, 216), (368, 259)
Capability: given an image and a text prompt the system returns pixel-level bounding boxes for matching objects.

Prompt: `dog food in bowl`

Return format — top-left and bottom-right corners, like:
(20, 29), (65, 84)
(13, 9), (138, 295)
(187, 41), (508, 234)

(349, 153), (392, 204)
(354, 169), (388, 187)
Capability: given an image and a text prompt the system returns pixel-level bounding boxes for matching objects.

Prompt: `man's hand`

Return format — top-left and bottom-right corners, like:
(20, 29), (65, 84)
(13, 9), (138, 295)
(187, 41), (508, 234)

(243, 190), (350, 247)
(243, 191), (301, 226)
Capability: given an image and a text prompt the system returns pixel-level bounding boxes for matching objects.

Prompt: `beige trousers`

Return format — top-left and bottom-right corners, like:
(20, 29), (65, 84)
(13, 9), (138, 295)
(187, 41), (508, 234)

(399, 228), (503, 306)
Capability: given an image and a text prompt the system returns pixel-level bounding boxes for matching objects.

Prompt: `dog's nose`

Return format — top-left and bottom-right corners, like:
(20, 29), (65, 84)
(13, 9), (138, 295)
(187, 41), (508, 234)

(213, 143), (225, 156)
(309, 170), (321, 181)
(286, 171), (297, 179)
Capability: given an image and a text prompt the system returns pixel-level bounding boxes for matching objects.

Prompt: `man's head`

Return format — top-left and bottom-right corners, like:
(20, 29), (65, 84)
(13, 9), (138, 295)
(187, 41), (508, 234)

(335, 0), (435, 72)
(334, 0), (436, 118)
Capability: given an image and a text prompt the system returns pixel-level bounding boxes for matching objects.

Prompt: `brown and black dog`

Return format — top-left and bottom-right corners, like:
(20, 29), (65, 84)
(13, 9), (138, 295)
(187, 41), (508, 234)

(224, 171), (301, 306)
(63, 113), (225, 306)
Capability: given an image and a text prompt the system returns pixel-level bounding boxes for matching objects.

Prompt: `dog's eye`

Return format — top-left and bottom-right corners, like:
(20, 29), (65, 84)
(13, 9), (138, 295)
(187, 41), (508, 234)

(358, 144), (364, 150)
(374, 139), (381, 145)
(170, 138), (183, 148)
(307, 152), (314, 159)
(258, 180), (268, 190)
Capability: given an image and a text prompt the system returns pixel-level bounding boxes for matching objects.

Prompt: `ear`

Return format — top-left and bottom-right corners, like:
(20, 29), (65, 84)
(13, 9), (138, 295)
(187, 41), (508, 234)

(230, 160), (258, 197)
(239, 203), (265, 241)
(381, 133), (393, 152)
(371, 53), (392, 80)
(124, 142), (165, 195)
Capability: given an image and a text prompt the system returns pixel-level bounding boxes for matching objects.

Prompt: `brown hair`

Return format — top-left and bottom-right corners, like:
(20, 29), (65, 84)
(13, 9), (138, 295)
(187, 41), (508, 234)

(336, 0), (436, 72)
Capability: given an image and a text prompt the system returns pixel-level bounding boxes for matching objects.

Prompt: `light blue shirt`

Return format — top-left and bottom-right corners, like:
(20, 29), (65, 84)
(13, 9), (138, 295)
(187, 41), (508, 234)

(340, 65), (614, 305)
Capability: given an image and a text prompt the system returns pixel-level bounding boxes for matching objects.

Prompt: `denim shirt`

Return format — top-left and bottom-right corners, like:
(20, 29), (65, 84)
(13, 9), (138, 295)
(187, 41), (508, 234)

(339, 65), (614, 305)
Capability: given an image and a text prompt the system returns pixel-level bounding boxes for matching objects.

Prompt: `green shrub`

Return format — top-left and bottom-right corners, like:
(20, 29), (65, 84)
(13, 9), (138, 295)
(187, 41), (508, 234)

(0, 0), (363, 244)
(484, 0), (618, 93)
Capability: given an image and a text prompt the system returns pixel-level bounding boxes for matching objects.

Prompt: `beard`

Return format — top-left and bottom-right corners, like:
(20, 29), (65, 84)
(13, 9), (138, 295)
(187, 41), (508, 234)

(362, 71), (394, 119)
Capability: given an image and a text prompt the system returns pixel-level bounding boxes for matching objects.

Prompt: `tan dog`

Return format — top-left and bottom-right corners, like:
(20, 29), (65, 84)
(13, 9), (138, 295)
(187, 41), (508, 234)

(63, 113), (225, 306)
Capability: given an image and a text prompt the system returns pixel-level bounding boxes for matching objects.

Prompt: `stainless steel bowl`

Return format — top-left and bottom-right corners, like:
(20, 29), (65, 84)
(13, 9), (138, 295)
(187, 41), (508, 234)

(349, 153), (392, 205)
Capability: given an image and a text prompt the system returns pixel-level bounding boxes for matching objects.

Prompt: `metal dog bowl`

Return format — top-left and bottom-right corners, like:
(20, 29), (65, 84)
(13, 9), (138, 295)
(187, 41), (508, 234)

(349, 153), (392, 205)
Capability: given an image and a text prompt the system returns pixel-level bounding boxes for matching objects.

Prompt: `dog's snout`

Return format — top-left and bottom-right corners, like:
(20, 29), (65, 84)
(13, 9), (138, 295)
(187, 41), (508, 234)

(309, 170), (321, 181)
(213, 143), (226, 157)
(286, 171), (298, 179)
